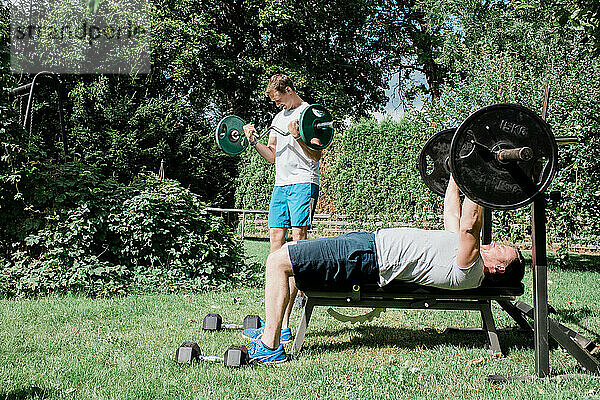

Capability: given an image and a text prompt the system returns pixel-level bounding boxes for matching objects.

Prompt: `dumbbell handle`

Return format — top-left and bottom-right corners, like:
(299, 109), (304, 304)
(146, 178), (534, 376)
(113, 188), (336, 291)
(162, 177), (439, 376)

(199, 354), (224, 363)
(496, 147), (533, 162)
(221, 323), (244, 329)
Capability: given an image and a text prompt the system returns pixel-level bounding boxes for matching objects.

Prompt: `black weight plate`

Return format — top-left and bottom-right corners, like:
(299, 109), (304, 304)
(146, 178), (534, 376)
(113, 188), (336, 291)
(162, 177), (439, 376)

(418, 128), (456, 197)
(299, 104), (334, 150)
(215, 115), (248, 155)
(449, 104), (558, 210)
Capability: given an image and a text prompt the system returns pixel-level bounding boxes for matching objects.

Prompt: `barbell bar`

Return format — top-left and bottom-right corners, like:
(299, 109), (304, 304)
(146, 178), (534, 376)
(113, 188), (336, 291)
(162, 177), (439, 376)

(215, 104), (335, 155)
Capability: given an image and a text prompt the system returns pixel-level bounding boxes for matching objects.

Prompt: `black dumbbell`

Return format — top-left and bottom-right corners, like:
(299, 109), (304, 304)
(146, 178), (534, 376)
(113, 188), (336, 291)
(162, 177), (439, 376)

(175, 342), (249, 367)
(202, 314), (262, 331)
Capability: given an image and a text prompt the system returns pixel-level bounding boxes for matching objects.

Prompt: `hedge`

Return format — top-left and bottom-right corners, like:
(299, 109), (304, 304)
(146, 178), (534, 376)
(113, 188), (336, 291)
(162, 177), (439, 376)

(234, 117), (599, 250)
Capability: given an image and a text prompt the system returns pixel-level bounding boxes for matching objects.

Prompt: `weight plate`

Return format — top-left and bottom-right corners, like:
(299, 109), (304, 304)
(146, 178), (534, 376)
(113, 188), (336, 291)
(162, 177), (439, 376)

(449, 104), (558, 210)
(418, 128), (456, 197)
(215, 115), (248, 155)
(299, 104), (334, 150)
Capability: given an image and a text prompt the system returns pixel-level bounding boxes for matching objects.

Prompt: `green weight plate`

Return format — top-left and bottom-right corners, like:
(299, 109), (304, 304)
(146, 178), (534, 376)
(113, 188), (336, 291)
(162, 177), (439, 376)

(449, 104), (558, 210)
(215, 115), (248, 155)
(299, 104), (334, 150)
(418, 128), (456, 197)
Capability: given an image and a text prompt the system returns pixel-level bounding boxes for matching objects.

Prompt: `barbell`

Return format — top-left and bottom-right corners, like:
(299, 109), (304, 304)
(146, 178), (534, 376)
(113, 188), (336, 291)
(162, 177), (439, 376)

(215, 104), (335, 155)
(418, 103), (578, 210)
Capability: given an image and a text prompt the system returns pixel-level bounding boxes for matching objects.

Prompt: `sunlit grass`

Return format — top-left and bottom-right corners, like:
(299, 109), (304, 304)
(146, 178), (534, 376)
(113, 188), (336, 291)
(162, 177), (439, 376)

(0, 241), (599, 399)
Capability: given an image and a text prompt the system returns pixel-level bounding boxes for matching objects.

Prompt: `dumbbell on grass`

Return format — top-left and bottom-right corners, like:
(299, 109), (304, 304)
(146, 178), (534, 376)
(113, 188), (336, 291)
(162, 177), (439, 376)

(175, 342), (249, 367)
(202, 314), (261, 331)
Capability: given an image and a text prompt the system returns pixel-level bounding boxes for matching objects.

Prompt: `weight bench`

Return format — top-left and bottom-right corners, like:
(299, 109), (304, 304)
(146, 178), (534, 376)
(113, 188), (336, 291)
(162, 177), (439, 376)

(292, 280), (526, 355)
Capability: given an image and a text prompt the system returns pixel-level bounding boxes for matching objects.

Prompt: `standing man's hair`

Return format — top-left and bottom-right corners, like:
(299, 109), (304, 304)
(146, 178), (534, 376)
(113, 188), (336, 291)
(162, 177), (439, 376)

(265, 74), (294, 94)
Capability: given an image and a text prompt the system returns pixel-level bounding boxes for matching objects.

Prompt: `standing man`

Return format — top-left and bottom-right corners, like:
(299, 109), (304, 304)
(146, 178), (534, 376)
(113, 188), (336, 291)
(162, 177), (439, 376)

(242, 74), (322, 343)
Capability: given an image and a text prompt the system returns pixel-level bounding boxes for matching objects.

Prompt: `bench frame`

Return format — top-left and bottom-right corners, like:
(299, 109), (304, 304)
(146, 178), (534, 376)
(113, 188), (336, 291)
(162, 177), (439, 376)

(292, 283), (525, 355)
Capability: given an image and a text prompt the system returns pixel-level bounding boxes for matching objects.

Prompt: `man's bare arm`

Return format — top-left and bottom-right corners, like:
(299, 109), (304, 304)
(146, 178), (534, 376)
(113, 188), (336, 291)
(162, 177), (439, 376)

(443, 175), (461, 233)
(288, 120), (322, 162)
(456, 197), (483, 268)
(243, 123), (277, 163)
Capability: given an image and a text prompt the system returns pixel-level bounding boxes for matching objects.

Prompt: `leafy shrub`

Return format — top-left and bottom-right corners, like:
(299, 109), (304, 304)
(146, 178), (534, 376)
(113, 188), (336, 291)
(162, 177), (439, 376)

(0, 170), (257, 297)
(327, 118), (439, 227)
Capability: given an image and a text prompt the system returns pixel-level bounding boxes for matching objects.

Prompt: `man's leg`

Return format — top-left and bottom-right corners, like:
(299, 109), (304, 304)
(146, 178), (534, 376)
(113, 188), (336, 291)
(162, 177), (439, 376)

(269, 227), (287, 253)
(284, 183), (318, 327)
(261, 244), (295, 349)
(279, 226), (309, 329)
(268, 185), (290, 254)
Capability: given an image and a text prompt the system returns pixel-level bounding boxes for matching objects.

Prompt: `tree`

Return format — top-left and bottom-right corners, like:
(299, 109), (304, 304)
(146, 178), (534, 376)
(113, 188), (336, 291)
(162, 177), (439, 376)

(1, 0), (391, 209)
(150, 0), (388, 120)
(514, 0), (600, 55)
(370, 0), (449, 107)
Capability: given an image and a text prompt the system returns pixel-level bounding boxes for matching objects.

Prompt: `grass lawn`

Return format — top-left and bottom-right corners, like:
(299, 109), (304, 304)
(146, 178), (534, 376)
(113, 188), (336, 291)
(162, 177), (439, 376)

(1, 239), (600, 399)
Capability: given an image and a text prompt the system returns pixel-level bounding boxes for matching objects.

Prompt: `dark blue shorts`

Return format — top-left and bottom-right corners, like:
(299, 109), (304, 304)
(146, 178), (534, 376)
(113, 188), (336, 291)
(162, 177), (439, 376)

(288, 232), (379, 291)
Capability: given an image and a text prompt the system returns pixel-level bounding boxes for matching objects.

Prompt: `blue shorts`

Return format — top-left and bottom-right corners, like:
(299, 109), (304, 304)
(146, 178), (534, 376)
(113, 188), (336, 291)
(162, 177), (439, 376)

(288, 232), (379, 291)
(268, 183), (319, 228)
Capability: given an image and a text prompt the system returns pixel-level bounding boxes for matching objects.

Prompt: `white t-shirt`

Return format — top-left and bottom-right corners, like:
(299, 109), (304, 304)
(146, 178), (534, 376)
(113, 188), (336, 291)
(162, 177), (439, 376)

(374, 227), (485, 290)
(269, 102), (320, 186)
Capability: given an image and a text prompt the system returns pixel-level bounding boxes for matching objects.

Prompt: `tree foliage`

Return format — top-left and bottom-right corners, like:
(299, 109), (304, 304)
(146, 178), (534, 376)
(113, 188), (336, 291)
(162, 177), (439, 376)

(371, 0), (449, 104)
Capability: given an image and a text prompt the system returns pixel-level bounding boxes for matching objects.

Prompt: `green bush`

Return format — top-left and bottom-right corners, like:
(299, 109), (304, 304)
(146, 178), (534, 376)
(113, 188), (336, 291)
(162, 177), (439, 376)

(327, 118), (439, 227)
(0, 171), (256, 297)
(234, 141), (276, 210)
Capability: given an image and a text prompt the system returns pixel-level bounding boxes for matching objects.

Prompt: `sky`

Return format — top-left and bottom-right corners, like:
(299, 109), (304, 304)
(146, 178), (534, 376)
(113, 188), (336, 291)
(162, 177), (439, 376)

(372, 71), (426, 122)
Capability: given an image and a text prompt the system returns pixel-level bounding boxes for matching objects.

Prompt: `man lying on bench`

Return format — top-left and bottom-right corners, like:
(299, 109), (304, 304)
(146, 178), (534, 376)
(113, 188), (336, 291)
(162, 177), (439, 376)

(243, 175), (526, 364)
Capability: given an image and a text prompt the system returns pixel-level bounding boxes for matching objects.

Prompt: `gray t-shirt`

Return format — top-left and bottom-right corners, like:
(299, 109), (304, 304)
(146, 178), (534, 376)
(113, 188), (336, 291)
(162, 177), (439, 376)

(269, 102), (319, 186)
(374, 227), (484, 290)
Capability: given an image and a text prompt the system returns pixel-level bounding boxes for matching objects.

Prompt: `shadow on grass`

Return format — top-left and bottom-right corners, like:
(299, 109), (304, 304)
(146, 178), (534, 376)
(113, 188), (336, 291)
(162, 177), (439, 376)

(244, 237), (270, 243)
(303, 325), (535, 356)
(0, 387), (52, 400)
(554, 306), (600, 342)
(547, 253), (600, 273)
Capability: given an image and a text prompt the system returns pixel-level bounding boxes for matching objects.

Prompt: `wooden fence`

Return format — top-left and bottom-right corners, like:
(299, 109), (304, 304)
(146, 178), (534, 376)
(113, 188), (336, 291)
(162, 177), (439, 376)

(205, 207), (600, 253)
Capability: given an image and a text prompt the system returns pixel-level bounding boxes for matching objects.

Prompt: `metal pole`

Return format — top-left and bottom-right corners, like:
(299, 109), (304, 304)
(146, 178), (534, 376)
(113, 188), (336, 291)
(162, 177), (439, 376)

(531, 196), (550, 377)
(482, 208), (492, 245)
(532, 79), (551, 377)
(241, 211), (246, 239)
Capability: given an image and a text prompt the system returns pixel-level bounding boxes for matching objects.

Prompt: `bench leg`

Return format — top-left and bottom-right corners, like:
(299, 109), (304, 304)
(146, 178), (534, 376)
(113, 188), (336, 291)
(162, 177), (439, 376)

(497, 299), (533, 331)
(292, 298), (314, 355)
(480, 301), (502, 355)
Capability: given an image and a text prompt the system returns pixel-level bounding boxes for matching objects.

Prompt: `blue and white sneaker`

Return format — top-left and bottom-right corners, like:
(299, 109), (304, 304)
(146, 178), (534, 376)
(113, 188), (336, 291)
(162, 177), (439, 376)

(242, 326), (293, 343)
(246, 340), (287, 364)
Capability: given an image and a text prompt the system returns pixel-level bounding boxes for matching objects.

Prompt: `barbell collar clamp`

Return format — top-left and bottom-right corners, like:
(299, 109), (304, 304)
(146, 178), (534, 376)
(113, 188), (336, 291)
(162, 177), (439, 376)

(315, 121), (333, 130)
